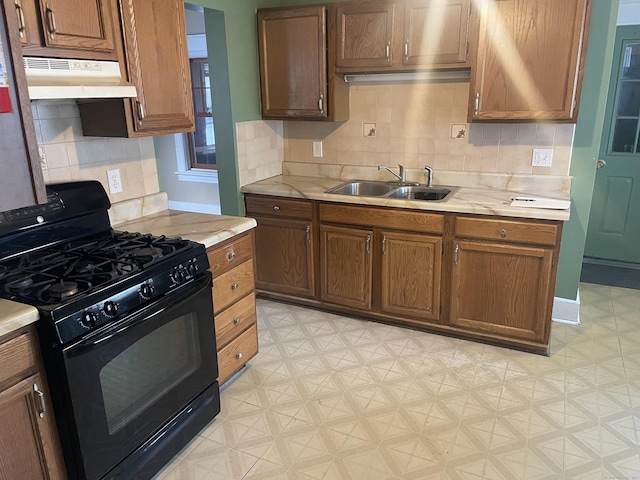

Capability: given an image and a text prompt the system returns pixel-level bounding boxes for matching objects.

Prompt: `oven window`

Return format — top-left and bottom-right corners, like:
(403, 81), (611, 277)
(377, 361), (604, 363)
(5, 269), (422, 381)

(99, 313), (201, 435)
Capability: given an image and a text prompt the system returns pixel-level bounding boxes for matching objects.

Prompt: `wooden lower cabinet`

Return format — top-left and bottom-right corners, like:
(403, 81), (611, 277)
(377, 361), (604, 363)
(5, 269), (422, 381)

(246, 195), (562, 354)
(207, 231), (258, 385)
(380, 230), (442, 322)
(0, 327), (66, 479)
(450, 241), (554, 345)
(320, 224), (373, 310)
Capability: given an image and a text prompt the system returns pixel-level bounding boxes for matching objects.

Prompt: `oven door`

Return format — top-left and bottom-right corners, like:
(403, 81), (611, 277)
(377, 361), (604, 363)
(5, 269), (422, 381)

(62, 272), (218, 480)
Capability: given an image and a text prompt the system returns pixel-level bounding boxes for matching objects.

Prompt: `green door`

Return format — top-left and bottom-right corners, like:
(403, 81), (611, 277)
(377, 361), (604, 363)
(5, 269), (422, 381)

(585, 26), (640, 264)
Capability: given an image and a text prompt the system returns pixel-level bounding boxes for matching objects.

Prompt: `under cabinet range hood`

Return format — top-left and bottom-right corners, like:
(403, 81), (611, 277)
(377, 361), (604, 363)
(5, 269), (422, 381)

(23, 57), (137, 100)
(343, 70), (471, 84)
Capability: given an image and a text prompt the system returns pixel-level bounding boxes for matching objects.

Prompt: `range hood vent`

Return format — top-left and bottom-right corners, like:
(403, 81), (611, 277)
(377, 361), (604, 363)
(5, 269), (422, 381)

(343, 70), (471, 84)
(24, 57), (137, 100)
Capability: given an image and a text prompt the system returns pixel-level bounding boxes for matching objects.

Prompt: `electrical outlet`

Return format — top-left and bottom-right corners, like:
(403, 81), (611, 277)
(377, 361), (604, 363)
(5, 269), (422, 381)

(532, 148), (553, 167)
(312, 141), (323, 158)
(38, 146), (47, 170)
(107, 169), (123, 194)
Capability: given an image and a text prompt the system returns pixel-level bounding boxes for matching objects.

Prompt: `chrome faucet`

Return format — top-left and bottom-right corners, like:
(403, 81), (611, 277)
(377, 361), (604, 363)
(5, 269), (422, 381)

(424, 165), (434, 187)
(378, 164), (406, 182)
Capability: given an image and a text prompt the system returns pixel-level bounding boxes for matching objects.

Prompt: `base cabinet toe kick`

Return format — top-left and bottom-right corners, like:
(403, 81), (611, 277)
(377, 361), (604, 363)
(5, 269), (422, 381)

(245, 195), (562, 354)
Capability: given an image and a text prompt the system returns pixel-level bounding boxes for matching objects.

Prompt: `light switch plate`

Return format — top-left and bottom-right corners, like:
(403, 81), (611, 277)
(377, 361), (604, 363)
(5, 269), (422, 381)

(532, 148), (553, 167)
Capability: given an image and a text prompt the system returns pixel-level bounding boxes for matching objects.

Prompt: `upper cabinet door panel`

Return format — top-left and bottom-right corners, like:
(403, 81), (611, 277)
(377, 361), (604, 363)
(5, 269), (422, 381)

(470, 0), (590, 121)
(336, 1), (394, 69)
(402, 0), (470, 66)
(121, 0), (194, 134)
(37, 0), (115, 53)
(258, 6), (327, 118)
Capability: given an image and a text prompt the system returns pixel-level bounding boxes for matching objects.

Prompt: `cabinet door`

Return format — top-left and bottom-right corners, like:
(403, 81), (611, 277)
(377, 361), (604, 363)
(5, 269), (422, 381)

(254, 216), (315, 298)
(258, 6), (328, 119)
(320, 224), (372, 310)
(336, 1), (394, 69)
(470, 0), (589, 121)
(36, 0), (115, 53)
(450, 240), (553, 344)
(380, 231), (442, 322)
(402, 0), (470, 67)
(14, 0), (39, 47)
(0, 373), (65, 479)
(121, 0), (194, 135)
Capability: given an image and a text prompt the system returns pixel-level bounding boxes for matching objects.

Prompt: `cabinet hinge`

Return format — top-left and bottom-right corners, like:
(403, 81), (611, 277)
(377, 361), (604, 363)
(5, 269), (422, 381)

(552, 256), (555, 267)
(439, 304), (442, 315)
(441, 244), (444, 255)
(466, 41), (469, 56)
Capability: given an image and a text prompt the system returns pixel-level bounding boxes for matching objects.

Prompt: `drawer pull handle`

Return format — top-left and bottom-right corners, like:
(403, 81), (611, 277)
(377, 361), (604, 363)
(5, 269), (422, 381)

(454, 244), (459, 265)
(231, 283), (239, 290)
(305, 224), (311, 243)
(273, 205), (280, 211)
(233, 317), (241, 325)
(33, 383), (46, 419)
(474, 92), (480, 115)
(499, 228), (507, 237)
(236, 352), (243, 359)
(227, 251), (236, 262)
(365, 234), (371, 254)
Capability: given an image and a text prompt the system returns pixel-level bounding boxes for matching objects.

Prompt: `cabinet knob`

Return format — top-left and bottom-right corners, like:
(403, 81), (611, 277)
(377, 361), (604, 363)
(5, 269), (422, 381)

(273, 205), (280, 211)
(231, 283), (239, 290)
(233, 317), (241, 325)
(236, 352), (243, 359)
(499, 228), (507, 237)
(227, 251), (236, 262)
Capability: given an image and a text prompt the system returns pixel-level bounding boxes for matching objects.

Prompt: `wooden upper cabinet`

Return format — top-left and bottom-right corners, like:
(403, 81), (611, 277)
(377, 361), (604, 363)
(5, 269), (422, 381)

(402, 0), (470, 67)
(121, 0), (193, 135)
(469, 0), (591, 121)
(78, 0), (194, 137)
(36, 0), (115, 52)
(336, 1), (395, 69)
(258, 6), (328, 119)
(15, 0), (118, 59)
(335, 0), (471, 73)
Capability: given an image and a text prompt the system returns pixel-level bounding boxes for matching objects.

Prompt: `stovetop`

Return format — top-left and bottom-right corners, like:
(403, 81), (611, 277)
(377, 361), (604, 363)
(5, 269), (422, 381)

(0, 230), (193, 307)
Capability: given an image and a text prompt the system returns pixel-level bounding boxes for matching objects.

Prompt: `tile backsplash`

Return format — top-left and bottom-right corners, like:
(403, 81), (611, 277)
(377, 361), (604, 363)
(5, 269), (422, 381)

(32, 100), (160, 202)
(284, 82), (575, 176)
(236, 120), (284, 186)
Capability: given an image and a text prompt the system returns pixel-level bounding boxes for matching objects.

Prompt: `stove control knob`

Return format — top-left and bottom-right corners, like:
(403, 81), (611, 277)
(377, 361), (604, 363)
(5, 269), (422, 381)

(187, 263), (198, 276)
(103, 301), (118, 317)
(140, 283), (154, 299)
(171, 269), (185, 284)
(81, 312), (97, 328)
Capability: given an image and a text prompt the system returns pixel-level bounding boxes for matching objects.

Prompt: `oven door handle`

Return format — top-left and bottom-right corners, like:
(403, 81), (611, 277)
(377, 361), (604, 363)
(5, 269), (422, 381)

(66, 272), (212, 352)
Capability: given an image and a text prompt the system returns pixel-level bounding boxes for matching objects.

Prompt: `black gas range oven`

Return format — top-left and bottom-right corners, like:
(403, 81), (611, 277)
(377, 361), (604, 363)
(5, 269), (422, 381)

(0, 181), (220, 480)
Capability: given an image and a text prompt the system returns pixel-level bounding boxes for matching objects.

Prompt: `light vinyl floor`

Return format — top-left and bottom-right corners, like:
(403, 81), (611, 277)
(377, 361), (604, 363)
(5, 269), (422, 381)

(155, 283), (640, 480)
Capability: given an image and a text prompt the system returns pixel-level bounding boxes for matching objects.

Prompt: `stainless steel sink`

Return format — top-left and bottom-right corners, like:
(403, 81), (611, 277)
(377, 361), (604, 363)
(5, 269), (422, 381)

(386, 186), (456, 201)
(325, 181), (458, 202)
(326, 181), (396, 197)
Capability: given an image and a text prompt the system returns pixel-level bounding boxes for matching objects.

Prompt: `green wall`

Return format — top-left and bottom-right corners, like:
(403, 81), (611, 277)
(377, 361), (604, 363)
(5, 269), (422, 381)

(555, 0), (619, 300)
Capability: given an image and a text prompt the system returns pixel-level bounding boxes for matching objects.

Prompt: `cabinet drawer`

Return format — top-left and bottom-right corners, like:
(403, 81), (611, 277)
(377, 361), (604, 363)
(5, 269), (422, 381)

(0, 332), (36, 386)
(217, 325), (258, 384)
(455, 216), (559, 246)
(215, 293), (257, 348)
(207, 232), (253, 278)
(213, 260), (255, 314)
(320, 203), (443, 234)
(245, 195), (313, 220)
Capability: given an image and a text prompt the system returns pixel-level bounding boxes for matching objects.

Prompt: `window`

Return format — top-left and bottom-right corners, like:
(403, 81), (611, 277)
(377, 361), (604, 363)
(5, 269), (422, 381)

(609, 42), (640, 154)
(186, 58), (216, 169)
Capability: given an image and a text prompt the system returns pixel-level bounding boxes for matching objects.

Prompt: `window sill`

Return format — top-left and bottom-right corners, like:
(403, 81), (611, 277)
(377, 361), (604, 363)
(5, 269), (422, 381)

(176, 169), (218, 184)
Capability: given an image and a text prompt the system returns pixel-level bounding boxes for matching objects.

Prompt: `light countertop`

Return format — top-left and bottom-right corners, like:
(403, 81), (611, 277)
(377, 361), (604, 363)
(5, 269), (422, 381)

(241, 174), (572, 221)
(112, 210), (257, 249)
(0, 300), (39, 338)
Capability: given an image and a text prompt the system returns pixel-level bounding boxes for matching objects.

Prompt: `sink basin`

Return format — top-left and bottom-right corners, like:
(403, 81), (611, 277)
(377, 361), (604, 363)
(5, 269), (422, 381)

(326, 181), (395, 197)
(325, 181), (458, 202)
(386, 186), (455, 201)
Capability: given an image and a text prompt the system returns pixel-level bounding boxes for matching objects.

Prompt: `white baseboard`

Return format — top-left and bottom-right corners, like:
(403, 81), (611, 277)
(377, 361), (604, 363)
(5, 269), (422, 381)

(168, 200), (221, 215)
(552, 290), (580, 325)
